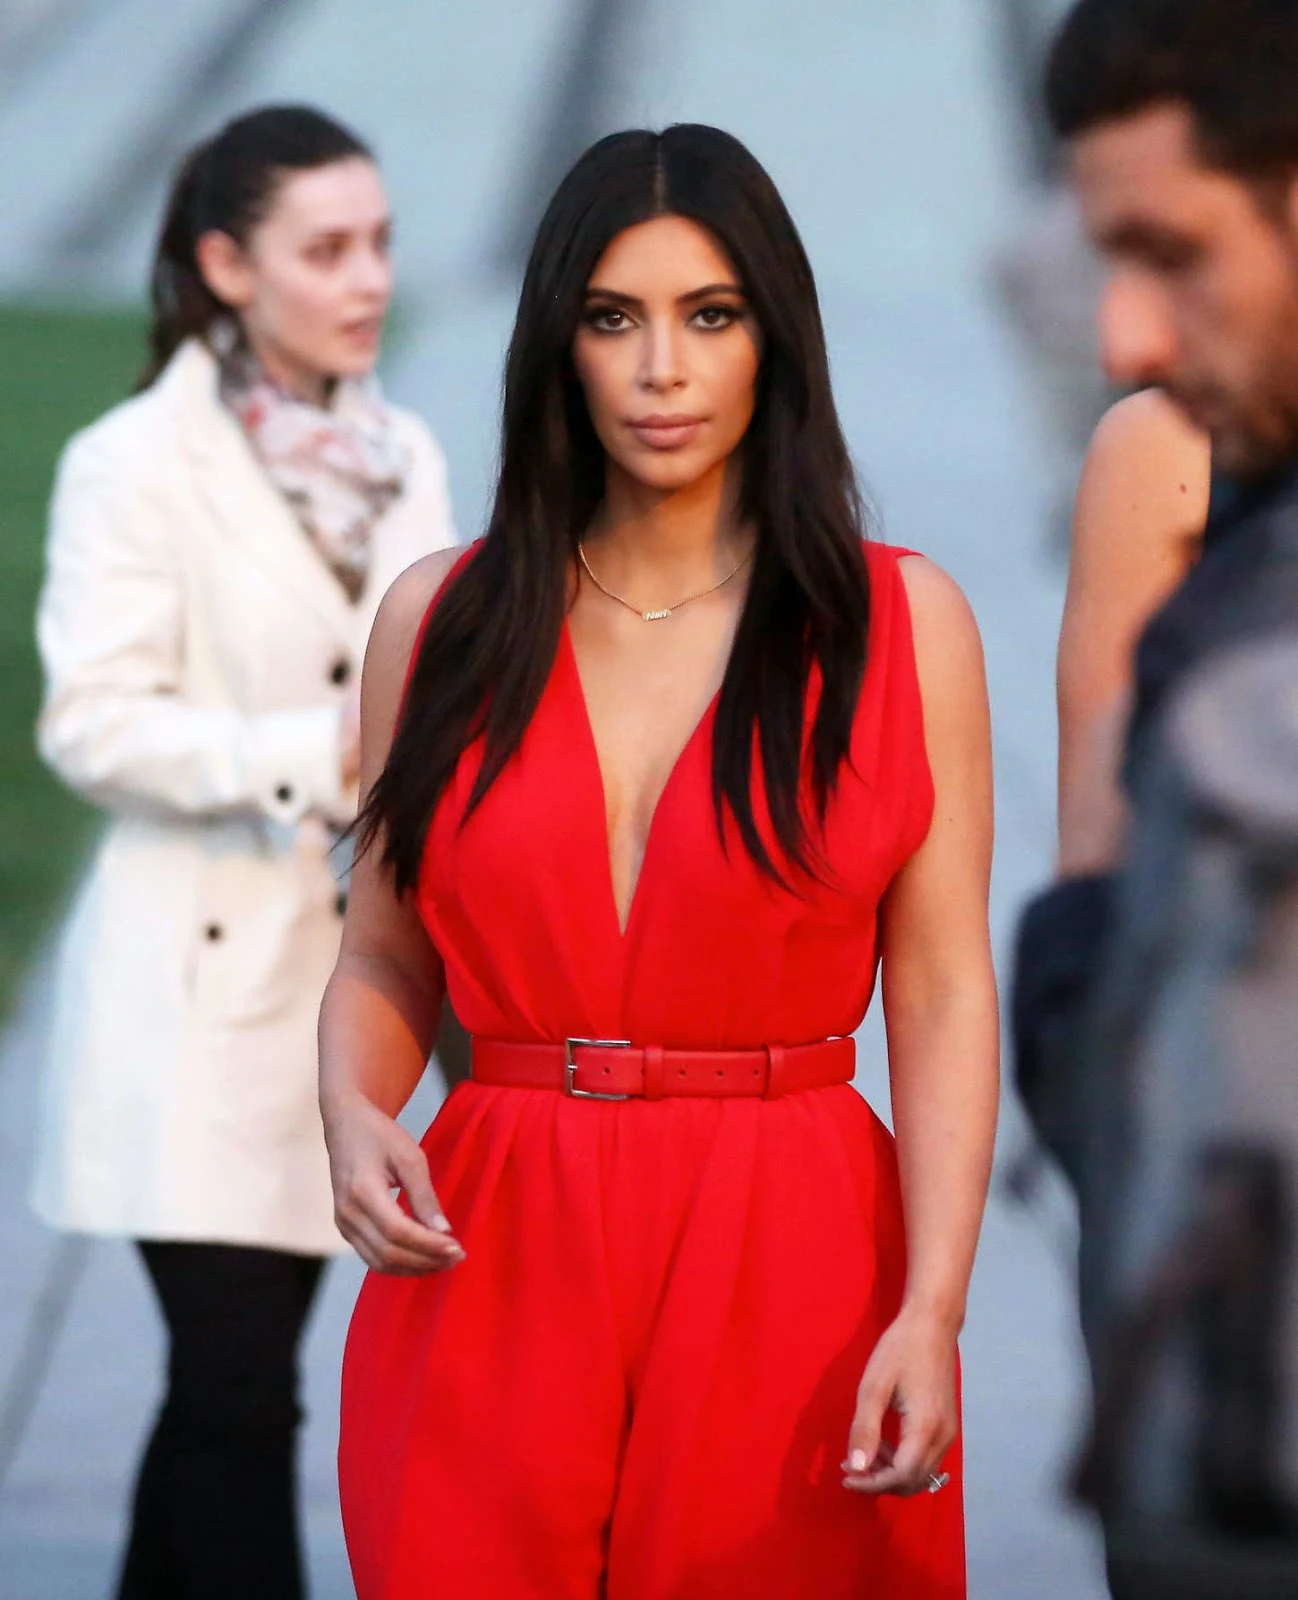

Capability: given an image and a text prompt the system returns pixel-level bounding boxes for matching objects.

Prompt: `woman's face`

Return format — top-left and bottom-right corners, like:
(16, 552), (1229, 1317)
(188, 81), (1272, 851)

(197, 156), (392, 399)
(572, 214), (763, 497)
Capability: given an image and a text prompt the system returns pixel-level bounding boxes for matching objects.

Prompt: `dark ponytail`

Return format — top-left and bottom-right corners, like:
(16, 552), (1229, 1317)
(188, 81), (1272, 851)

(140, 104), (371, 389)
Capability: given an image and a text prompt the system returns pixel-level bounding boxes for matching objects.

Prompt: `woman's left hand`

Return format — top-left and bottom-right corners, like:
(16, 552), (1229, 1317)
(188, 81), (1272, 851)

(842, 1306), (959, 1497)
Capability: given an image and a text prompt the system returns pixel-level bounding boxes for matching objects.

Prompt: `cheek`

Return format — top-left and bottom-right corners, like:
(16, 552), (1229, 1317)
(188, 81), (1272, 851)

(708, 341), (761, 443)
(573, 338), (633, 432)
(254, 265), (344, 344)
(1202, 239), (1296, 350)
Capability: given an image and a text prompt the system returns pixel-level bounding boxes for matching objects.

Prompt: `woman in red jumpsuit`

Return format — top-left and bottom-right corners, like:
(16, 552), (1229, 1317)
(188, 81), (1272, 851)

(320, 124), (999, 1599)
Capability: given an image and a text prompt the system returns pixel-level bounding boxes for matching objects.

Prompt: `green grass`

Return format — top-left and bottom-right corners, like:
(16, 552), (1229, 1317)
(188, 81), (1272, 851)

(0, 306), (145, 1022)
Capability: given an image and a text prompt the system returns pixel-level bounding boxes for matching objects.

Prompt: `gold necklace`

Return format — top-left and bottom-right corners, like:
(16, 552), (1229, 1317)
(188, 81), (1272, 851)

(577, 541), (753, 622)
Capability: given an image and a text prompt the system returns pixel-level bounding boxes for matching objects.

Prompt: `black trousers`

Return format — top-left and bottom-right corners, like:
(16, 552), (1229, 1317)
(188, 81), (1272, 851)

(116, 1241), (325, 1600)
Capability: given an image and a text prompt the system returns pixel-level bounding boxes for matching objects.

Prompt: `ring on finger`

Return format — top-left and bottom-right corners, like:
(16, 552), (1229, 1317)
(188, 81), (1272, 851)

(927, 1471), (950, 1494)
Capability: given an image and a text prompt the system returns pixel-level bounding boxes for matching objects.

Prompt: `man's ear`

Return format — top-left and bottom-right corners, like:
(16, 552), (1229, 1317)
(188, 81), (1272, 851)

(194, 230), (252, 311)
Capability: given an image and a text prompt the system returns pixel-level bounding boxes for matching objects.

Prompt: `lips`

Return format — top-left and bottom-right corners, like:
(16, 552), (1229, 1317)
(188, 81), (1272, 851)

(342, 317), (384, 345)
(628, 414), (705, 450)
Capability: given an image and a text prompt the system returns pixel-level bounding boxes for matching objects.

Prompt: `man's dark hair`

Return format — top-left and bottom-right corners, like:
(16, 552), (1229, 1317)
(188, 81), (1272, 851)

(1046, 0), (1298, 177)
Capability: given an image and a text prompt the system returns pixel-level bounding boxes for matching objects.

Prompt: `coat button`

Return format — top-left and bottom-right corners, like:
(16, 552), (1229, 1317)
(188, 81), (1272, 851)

(275, 783), (294, 804)
(329, 658), (352, 686)
(205, 923), (224, 942)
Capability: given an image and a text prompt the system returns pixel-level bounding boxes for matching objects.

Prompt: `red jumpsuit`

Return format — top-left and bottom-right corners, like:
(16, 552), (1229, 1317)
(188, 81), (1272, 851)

(339, 543), (964, 1597)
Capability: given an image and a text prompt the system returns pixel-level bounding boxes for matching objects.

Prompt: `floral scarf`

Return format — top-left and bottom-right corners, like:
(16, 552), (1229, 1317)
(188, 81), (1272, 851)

(218, 335), (411, 602)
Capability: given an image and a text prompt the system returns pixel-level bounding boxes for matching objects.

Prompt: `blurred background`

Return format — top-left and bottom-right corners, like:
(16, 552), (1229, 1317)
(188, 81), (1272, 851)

(0, 1), (1110, 1594)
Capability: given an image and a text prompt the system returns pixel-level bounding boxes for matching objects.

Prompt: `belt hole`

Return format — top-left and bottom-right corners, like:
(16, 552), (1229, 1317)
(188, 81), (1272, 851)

(678, 1069), (686, 1077)
(602, 1066), (610, 1075)
(717, 1068), (724, 1078)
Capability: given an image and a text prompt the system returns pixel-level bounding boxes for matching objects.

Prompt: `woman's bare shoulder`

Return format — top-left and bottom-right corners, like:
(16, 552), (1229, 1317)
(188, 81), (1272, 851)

(372, 548), (463, 646)
(1080, 389), (1211, 539)
(895, 553), (978, 635)
(1064, 391), (1212, 637)
(1093, 386), (1205, 458)
(894, 553), (985, 695)
(363, 547), (465, 704)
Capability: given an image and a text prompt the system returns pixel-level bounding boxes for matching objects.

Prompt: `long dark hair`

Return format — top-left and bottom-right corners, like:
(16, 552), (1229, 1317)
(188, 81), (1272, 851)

(139, 105), (371, 389)
(364, 124), (872, 891)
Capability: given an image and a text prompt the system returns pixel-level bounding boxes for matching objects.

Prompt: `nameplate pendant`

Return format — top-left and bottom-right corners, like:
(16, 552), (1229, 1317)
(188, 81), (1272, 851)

(642, 608), (672, 622)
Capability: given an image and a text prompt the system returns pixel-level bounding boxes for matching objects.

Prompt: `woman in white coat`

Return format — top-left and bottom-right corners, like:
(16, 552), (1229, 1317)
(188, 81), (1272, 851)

(32, 106), (457, 1598)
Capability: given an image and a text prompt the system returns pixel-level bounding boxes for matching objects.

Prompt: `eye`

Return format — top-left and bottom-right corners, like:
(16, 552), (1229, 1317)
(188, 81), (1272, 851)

(1149, 242), (1199, 275)
(585, 306), (634, 333)
(305, 238), (347, 267)
(1125, 230), (1200, 275)
(692, 303), (742, 331)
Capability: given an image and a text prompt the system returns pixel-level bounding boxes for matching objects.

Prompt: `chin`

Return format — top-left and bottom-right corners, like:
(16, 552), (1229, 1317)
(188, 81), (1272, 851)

(315, 331), (379, 378)
(619, 452), (723, 496)
(333, 350), (380, 381)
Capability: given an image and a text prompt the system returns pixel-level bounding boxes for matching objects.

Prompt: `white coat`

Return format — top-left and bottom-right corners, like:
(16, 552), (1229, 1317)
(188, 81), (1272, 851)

(31, 339), (456, 1255)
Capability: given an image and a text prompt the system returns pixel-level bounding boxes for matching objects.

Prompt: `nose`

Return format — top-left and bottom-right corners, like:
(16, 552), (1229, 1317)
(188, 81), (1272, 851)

(353, 243), (393, 303)
(1097, 270), (1177, 390)
(639, 314), (684, 393)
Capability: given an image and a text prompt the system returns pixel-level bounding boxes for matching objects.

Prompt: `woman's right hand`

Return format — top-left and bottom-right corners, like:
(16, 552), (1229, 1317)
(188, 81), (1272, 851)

(323, 1091), (465, 1274)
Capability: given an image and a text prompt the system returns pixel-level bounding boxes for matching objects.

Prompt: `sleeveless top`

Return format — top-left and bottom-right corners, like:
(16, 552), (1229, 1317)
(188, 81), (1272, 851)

(413, 541), (933, 1051)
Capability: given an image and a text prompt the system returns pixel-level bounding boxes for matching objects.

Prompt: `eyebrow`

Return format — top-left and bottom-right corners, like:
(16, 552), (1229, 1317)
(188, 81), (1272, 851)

(1095, 217), (1186, 255)
(582, 281), (746, 309)
(304, 217), (393, 242)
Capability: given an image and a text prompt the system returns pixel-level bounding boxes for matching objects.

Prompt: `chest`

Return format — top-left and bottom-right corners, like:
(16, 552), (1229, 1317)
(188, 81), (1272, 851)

(165, 440), (429, 700)
(576, 632), (722, 820)
(422, 595), (928, 998)
(417, 543), (934, 1029)
(162, 489), (346, 699)
(564, 600), (738, 918)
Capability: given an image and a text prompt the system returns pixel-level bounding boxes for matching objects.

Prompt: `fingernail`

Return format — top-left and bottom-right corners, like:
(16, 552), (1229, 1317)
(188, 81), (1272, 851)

(848, 1449), (868, 1473)
(432, 1214), (453, 1234)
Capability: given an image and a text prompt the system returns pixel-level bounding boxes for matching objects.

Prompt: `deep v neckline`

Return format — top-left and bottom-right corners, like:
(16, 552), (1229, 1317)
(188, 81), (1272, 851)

(561, 620), (721, 941)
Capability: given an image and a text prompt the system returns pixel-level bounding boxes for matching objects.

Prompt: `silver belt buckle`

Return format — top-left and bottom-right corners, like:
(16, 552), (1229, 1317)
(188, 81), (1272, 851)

(564, 1037), (632, 1100)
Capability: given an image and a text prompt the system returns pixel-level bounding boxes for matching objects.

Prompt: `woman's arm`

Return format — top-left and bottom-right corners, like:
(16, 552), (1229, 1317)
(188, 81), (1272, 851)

(37, 429), (352, 825)
(1057, 390), (1210, 875)
(318, 548), (467, 1275)
(845, 554), (998, 1498)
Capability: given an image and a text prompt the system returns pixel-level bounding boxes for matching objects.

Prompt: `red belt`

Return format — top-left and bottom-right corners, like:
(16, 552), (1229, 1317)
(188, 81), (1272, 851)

(470, 1036), (855, 1101)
